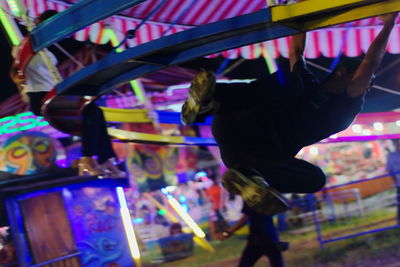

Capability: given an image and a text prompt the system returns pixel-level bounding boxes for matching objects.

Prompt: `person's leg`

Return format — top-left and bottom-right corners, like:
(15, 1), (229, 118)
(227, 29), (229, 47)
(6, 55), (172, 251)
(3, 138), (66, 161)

(0, 194), (9, 227)
(286, 92), (363, 153)
(259, 89), (362, 193)
(81, 102), (101, 158)
(238, 242), (263, 267)
(82, 103), (116, 163)
(262, 242), (284, 267)
(259, 158), (326, 194)
(184, 69), (301, 124)
(27, 92), (48, 116)
(78, 102), (105, 175)
(81, 103), (125, 177)
(214, 71), (302, 113)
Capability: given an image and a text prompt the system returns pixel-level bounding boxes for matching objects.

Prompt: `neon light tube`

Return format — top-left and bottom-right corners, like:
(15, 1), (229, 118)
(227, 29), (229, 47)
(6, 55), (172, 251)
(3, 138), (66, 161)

(0, 2), (22, 45)
(116, 187), (141, 264)
(261, 48), (277, 74)
(109, 28), (145, 102)
(167, 195), (206, 238)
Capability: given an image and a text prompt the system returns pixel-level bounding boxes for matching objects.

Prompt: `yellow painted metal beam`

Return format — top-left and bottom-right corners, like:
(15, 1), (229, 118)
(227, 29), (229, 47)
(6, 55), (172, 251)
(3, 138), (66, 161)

(272, 0), (386, 22)
(301, 0), (400, 31)
(107, 128), (185, 144)
(101, 107), (151, 123)
(272, 0), (400, 31)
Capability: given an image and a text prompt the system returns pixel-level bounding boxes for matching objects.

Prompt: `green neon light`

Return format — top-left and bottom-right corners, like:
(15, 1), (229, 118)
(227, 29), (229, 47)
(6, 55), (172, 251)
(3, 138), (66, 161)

(0, 112), (49, 135)
(158, 209), (167, 215)
(0, 6), (20, 45)
(108, 29), (123, 53)
(109, 28), (146, 103)
(129, 80), (145, 102)
(261, 48), (277, 74)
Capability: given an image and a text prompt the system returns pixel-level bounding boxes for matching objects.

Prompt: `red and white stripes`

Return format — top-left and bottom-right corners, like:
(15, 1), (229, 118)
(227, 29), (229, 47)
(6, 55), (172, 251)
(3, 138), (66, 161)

(19, 0), (400, 59)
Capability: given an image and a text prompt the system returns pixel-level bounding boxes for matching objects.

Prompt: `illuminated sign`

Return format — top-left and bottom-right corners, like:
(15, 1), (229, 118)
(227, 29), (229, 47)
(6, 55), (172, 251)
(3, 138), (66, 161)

(0, 112), (49, 135)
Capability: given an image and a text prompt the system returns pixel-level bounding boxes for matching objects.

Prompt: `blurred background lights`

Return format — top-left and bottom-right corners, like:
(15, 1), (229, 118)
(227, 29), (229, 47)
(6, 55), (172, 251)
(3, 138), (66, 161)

(373, 122), (383, 131)
(310, 146), (319, 155)
(194, 171), (207, 179)
(362, 129), (372, 135)
(352, 124), (362, 133)
(396, 120), (400, 127)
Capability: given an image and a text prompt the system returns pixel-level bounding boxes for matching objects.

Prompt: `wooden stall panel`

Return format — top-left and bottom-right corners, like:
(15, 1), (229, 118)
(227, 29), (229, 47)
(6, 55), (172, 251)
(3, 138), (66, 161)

(20, 191), (81, 266)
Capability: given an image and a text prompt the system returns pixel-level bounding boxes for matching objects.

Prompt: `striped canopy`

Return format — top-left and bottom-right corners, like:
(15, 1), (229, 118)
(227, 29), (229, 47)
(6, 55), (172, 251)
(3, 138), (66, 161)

(21, 0), (400, 59)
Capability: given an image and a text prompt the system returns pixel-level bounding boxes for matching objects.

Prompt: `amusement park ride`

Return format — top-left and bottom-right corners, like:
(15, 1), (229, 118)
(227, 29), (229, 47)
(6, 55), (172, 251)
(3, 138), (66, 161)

(0, 0), (399, 266)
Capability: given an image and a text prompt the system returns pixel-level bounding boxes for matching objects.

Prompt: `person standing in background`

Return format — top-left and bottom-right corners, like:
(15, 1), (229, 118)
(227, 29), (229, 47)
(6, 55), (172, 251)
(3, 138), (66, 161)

(219, 203), (288, 267)
(205, 175), (229, 239)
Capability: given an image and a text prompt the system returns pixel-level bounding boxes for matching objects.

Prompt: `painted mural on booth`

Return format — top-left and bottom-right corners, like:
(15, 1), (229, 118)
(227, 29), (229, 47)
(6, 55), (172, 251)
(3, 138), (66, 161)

(127, 144), (179, 193)
(0, 132), (57, 175)
(63, 187), (134, 267)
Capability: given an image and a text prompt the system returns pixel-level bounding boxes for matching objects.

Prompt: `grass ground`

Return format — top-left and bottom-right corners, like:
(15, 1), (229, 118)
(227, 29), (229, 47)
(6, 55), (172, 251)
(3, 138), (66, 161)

(141, 209), (400, 266)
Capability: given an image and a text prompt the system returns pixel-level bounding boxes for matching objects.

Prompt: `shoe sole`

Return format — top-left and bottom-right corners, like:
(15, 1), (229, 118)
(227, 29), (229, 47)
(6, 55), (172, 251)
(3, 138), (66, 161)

(181, 71), (215, 125)
(222, 169), (289, 215)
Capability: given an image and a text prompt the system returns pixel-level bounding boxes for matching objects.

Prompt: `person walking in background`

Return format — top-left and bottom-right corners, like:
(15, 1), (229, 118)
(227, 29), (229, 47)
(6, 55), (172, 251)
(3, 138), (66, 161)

(218, 203), (288, 267)
(386, 139), (400, 224)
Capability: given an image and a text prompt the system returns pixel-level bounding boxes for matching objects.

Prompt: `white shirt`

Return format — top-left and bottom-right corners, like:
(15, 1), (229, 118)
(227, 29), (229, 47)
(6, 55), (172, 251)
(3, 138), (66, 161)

(25, 49), (58, 93)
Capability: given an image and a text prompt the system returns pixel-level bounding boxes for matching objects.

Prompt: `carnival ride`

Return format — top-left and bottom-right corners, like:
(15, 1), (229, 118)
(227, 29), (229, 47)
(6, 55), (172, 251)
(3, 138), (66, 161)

(7, 0), (400, 145)
(1, 0), (400, 266)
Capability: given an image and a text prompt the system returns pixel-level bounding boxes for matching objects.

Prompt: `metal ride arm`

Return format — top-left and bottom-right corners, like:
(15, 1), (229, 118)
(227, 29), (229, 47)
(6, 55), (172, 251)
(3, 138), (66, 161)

(29, 0), (149, 52)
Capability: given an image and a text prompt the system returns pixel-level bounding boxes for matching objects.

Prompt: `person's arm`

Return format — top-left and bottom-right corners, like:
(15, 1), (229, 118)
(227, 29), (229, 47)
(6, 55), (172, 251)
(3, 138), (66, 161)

(347, 13), (398, 97)
(220, 214), (248, 240)
(289, 0), (306, 71)
(289, 33), (306, 71)
(9, 61), (28, 99)
(9, 61), (24, 85)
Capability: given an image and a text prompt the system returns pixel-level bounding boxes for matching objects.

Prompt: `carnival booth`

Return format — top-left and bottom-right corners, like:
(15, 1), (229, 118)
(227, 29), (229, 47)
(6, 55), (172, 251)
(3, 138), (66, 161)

(0, 129), (134, 266)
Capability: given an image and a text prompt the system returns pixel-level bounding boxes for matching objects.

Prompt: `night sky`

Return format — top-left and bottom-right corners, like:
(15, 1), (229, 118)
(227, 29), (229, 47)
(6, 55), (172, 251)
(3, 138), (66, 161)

(0, 24), (18, 103)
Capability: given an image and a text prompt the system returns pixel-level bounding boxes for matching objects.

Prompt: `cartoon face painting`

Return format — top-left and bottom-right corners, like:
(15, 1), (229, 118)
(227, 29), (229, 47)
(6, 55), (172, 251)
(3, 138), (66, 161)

(0, 132), (57, 175)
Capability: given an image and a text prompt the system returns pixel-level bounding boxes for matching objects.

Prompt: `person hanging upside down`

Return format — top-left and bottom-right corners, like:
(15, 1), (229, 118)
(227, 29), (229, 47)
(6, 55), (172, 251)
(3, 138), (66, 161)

(181, 12), (398, 215)
(10, 10), (126, 178)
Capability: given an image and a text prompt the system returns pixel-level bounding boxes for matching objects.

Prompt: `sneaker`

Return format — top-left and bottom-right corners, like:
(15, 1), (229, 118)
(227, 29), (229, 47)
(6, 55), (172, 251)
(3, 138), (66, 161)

(221, 169), (289, 215)
(181, 70), (216, 125)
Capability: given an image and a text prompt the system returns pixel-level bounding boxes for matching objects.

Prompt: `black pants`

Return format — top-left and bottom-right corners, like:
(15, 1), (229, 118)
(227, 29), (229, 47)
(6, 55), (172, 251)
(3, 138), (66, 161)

(238, 240), (284, 267)
(211, 64), (362, 194)
(27, 93), (115, 163)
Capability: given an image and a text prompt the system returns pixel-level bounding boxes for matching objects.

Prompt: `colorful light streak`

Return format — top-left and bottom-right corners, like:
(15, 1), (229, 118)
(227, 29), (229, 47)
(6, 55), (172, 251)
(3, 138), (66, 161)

(5, 0), (20, 15)
(0, 1), (22, 45)
(116, 187), (141, 266)
(166, 194), (206, 238)
(108, 28), (146, 103)
(261, 48), (278, 74)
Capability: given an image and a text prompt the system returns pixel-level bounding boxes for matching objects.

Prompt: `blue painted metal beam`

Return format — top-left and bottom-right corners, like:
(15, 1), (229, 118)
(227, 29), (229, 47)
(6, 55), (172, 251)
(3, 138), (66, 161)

(30, 0), (148, 52)
(56, 8), (299, 96)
